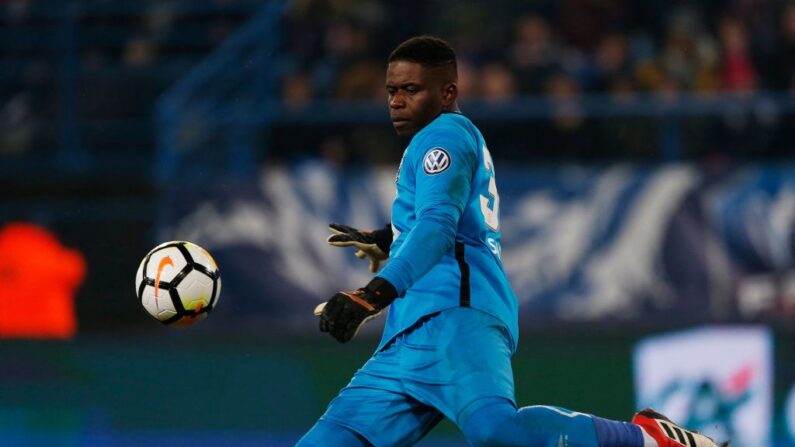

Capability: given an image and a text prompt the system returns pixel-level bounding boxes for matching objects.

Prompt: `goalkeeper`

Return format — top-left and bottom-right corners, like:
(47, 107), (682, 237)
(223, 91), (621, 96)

(298, 36), (724, 447)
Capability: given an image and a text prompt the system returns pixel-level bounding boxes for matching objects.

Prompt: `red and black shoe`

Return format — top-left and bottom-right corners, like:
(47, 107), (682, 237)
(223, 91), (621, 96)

(631, 408), (729, 447)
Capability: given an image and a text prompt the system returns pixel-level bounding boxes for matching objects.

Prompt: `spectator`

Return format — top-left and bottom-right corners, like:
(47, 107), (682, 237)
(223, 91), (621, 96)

(590, 32), (633, 91)
(632, 9), (718, 95)
(334, 60), (384, 100)
(600, 77), (657, 159)
(124, 35), (157, 67)
(760, 2), (795, 90)
(718, 17), (757, 92)
(456, 59), (479, 99)
(544, 73), (596, 159)
(3, 0), (31, 25)
(282, 71), (314, 108)
(0, 93), (34, 154)
(480, 62), (518, 102)
(509, 15), (560, 95)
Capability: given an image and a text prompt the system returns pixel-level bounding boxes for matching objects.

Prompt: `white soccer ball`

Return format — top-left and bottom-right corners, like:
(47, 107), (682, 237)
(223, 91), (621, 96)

(135, 241), (221, 327)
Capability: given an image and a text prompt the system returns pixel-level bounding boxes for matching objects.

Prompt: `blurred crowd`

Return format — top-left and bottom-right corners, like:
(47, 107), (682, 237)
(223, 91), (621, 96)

(3, 0), (795, 166)
(281, 0), (795, 104)
(0, 0), (256, 158)
(273, 0), (795, 162)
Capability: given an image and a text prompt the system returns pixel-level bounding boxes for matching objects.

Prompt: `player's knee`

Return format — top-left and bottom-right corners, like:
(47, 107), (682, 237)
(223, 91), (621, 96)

(461, 400), (518, 447)
(463, 401), (574, 447)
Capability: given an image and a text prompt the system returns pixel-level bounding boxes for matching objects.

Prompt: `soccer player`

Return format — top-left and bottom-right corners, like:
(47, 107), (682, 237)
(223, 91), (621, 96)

(297, 36), (724, 447)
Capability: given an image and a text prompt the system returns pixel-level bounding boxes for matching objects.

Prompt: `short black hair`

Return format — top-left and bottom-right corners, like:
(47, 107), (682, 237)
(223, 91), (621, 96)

(388, 36), (457, 76)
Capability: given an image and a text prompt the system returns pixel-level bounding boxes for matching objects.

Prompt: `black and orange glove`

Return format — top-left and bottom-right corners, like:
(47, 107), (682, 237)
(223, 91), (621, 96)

(327, 223), (392, 272)
(315, 277), (397, 343)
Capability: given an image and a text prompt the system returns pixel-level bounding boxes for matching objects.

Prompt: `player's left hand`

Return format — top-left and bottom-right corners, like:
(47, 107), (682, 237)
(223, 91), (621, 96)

(327, 223), (392, 273)
(316, 277), (397, 343)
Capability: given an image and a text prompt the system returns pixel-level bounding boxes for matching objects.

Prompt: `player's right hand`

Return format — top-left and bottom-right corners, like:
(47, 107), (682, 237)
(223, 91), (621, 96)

(316, 277), (397, 343)
(327, 223), (392, 273)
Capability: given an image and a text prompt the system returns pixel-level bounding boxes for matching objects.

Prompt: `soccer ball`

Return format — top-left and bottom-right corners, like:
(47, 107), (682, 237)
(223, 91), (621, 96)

(135, 241), (221, 327)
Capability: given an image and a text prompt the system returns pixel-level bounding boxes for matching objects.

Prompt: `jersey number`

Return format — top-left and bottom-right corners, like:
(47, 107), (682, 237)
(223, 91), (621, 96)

(479, 146), (500, 230)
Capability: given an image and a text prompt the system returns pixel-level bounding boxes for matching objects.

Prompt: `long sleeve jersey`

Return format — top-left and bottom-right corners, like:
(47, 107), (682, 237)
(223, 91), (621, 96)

(377, 112), (519, 352)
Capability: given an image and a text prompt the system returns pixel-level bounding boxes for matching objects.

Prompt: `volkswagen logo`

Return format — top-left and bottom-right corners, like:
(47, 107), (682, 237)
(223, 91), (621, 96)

(423, 148), (451, 175)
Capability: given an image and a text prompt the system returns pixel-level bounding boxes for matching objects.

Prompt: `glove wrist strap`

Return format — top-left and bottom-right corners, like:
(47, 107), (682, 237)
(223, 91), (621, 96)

(364, 277), (398, 309)
(373, 224), (393, 255)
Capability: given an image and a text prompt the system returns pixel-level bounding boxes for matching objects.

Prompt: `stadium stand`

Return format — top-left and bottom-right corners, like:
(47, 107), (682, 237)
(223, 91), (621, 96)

(0, 0), (262, 176)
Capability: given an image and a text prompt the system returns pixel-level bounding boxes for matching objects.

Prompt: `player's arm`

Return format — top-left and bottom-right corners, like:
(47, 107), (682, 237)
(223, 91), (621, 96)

(377, 132), (476, 295)
(326, 223), (392, 272)
(317, 131), (475, 343)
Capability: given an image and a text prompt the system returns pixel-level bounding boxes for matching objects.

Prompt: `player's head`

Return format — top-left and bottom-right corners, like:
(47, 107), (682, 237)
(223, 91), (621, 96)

(386, 36), (459, 138)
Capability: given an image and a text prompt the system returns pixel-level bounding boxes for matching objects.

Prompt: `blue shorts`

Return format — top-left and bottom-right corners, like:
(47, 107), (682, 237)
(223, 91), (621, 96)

(319, 307), (516, 446)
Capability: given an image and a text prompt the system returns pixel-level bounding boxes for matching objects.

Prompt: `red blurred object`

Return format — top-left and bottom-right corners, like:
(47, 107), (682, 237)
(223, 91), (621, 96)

(0, 223), (85, 339)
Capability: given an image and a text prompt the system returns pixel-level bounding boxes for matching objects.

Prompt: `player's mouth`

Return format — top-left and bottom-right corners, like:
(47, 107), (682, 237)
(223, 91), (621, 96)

(391, 118), (410, 129)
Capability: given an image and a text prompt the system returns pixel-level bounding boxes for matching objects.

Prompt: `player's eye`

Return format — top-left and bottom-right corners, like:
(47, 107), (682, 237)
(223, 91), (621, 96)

(405, 86), (418, 94)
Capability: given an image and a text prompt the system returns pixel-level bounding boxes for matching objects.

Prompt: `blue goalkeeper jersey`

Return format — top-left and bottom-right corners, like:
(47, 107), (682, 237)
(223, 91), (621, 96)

(377, 112), (519, 352)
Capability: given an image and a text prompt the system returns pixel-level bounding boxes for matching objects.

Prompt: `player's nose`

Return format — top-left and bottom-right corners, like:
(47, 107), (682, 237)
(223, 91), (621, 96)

(389, 92), (406, 109)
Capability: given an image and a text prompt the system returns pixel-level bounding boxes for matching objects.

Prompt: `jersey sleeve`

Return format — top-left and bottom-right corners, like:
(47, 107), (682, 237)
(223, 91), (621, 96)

(378, 129), (477, 294)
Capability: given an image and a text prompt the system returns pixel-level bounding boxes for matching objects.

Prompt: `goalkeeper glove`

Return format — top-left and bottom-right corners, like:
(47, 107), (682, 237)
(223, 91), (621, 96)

(327, 223), (392, 273)
(315, 277), (397, 343)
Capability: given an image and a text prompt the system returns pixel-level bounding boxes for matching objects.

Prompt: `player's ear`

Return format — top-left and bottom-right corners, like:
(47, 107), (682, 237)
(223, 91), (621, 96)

(442, 82), (457, 108)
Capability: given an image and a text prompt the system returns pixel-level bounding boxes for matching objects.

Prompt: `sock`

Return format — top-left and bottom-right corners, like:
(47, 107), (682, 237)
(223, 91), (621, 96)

(591, 416), (644, 447)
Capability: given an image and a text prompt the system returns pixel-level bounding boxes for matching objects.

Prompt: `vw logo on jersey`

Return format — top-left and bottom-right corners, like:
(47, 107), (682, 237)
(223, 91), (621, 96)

(423, 148), (451, 175)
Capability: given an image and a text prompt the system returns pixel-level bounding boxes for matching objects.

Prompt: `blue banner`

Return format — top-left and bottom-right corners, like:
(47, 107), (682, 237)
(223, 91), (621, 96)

(158, 163), (795, 332)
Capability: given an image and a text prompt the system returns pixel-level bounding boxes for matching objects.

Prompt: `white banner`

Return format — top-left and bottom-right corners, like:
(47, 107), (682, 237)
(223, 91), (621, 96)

(634, 326), (773, 447)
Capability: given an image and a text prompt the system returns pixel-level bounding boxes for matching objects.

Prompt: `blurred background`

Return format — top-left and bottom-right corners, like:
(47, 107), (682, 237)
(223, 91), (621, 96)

(1, 0), (795, 445)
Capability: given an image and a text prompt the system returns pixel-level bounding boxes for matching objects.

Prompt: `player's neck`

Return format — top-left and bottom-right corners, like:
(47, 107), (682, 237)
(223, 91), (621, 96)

(442, 102), (460, 114)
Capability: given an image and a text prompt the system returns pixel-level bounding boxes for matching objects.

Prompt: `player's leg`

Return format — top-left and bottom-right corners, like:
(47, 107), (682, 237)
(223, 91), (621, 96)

(297, 339), (444, 447)
(391, 308), (607, 446)
(315, 383), (442, 446)
(397, 307), (716, 447)
(296, 419), (371, 447)
(460, 398), (723, 447)
(459, 396), (642, 447)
